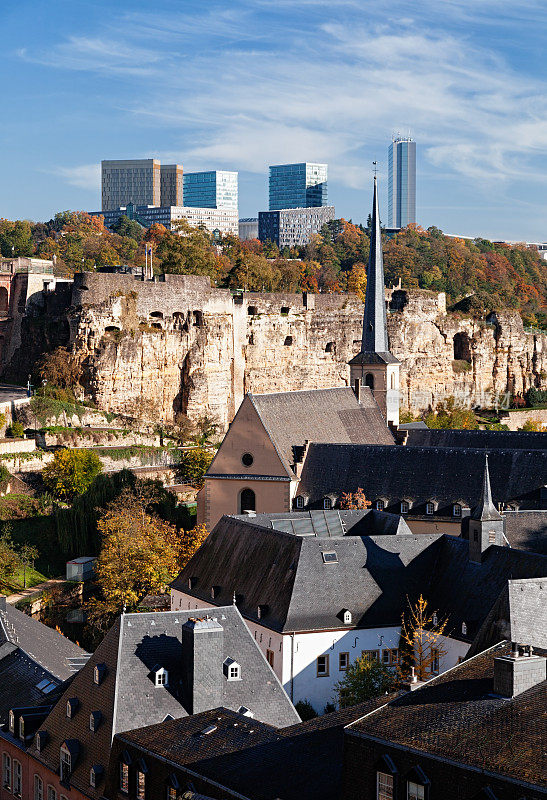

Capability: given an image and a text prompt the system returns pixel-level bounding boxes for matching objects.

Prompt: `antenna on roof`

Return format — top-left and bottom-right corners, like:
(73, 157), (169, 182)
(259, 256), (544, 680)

(372, 161), (378, 176)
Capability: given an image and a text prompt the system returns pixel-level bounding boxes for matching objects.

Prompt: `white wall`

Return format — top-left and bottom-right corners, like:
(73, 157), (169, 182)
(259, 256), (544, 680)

(171, 589), (471, 714)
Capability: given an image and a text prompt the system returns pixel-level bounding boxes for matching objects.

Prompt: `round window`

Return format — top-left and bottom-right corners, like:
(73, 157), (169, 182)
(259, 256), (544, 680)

(241, 453), (254, 467)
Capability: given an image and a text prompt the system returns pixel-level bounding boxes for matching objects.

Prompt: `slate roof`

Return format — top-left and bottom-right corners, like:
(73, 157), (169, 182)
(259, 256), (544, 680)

(32, 607), (298, 800)
(0, 596), (88, 724)
(248, 387), (394, 475)
(347, 641), (547, 788)
(0, 596), (89, 679)
(468, 578), (547, 655)
(298, 443), (547, 512)
(172, 518), (547, 642)
(503, 510), (547, 554)
(405, 427), (547, 450)
(111, 696), (395, 800)
(238, 509), (412, 537)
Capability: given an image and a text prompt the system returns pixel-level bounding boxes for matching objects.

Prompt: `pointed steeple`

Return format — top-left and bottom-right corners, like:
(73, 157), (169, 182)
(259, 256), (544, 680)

(362, 175), (389, 354)
(472, 454), (502, 521)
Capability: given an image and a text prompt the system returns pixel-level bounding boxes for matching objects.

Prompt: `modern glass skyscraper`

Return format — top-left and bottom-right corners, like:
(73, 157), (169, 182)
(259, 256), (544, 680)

(387, 137), (416, 228)
(269, 163), (328, 210)
(183, 171), (238, 210)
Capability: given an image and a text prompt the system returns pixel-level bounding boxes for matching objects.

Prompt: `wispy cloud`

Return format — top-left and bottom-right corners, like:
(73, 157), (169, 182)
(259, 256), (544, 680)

(28, 2), (547, 198)
(55, 164), (100, 191)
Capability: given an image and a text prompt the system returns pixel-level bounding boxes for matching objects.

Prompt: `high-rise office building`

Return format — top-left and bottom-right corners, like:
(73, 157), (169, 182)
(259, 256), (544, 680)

(101, 159), (161, 211)
(269, 163), (328, 210)
(101, 159), (183, 211)
(160, 164), (184, 206)
(387, 137), (416, 228)
(183, 171), (238, 210)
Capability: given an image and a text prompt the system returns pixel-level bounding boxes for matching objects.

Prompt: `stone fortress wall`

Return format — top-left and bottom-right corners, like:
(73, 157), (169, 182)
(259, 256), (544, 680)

(7, 271), (547, 430)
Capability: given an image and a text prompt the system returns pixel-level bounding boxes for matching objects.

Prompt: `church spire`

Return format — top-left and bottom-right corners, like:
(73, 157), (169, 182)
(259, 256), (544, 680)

(362, 175), (389, 354)
(472, 454), (502, 521)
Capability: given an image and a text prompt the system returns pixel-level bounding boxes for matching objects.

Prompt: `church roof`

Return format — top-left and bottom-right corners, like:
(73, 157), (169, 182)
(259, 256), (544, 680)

(248, 386), (393, 475)
(471, 455), (502, 521)
(298, 443), (547, 513)
(361, 176), (390, 354)
(406, 428), (547, 450)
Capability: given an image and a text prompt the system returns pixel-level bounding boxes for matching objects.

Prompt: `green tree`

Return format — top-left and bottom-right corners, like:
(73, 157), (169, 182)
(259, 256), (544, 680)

(193, 414), (221, 447)
(6, 422), (24, 438)
(156, 219), (220, 278)
(335, 655), (394, 707)
(0, 219), (33, 257)
(425, 397), (478, 429)
(18, 544), (39, 589)
(43, 449), (103, 502)
(111, 215), (144, 243)
(0, 524), (20, 583)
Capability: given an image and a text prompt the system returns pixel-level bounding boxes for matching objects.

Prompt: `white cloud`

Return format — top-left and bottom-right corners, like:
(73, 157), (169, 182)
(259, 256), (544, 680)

(55, 164), (100, 191)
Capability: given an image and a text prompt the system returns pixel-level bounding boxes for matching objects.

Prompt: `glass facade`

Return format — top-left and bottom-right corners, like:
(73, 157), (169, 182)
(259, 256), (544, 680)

(183, 171), (238, 210)
(258, 206), (335, 247)
(269, 163), (328, 210)
(387, 139), (416, 228)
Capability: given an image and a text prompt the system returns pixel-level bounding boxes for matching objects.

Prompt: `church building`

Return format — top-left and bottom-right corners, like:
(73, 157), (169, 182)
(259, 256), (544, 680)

(198, 177), (398, 529)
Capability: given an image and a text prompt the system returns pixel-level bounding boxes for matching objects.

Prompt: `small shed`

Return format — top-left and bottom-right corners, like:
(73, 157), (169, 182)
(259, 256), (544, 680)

(66, 557), (97, 582)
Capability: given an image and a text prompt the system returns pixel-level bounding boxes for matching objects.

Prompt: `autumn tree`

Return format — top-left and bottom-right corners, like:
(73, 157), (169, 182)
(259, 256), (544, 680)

(340, 487), (371, 510)
(36, 347), (81, 398)
(43, 449), (103, 502)
(178, 448), (213, 488)
(425, 397), (478, 430)
(156, 219), (220, 278)
(399, 594), (448, 681)
(335, 654), (394, 707)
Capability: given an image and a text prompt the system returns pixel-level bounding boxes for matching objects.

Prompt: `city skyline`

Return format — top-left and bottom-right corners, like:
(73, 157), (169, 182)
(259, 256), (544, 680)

(2, 1), (547, 240)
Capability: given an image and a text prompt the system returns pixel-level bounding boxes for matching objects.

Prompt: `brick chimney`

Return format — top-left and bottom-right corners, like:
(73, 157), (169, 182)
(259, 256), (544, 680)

(181, 617), (223, 714)
(493, 642), (546, 698)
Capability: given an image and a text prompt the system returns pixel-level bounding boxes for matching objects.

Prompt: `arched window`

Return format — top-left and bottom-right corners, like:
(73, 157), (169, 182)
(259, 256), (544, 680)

(390, 372), (396, 390)
(295, 495), (305, 509)
(425, 502), (434, 515)
(239, 488), (255, 514)
(400, 501), (409, 514)
(365, 373), (374, 390)
(0, 287), (9, 316)
(453, 504), (462, 517)
(376, 499), (385, 511)
(323, 497), (332, 510)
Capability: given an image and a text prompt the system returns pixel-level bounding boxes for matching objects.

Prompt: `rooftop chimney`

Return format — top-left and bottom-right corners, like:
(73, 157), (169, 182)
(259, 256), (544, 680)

(493, 643), (546, 698)
(0, 596), (6, 611)
(181, 617), (223, 714)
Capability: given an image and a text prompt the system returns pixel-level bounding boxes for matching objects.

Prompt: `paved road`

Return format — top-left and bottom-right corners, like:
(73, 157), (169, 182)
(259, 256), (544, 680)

(6, 577), (64, 605)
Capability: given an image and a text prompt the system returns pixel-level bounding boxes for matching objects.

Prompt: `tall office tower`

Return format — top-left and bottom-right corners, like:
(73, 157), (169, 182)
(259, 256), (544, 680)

(183, 171), (238, 210)
(101, 159), (161, 211)
(387, 136), (416, 228)
(269, 163), (328, 210)
(160, 164), (184, 206)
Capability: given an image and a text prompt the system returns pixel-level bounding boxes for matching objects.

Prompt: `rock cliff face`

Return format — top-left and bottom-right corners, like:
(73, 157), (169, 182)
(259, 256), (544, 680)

(5, 272), (547, 429)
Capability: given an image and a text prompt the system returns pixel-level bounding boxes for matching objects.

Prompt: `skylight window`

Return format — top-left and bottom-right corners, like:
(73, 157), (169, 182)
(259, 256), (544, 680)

(322, 552), (338, 564)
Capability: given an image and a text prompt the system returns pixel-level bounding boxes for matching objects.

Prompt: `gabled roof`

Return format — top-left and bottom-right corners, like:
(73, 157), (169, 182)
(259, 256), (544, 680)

(237, 509), (412, 538)
(172, 518), (547, 640)
(406, 427), (547, 450)
(298, 443), (547, 512)
(0, 596), (88, 724)
(32, 607), (298, 800)
(0, 596), (89, 680)
(347, 642), (546, 788)
(248, 387), (394, 475)
(111, 696), (395, 800)
(172, 516), (443, 632)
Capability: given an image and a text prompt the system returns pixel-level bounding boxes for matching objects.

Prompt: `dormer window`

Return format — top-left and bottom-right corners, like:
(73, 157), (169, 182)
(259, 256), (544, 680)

(223, 657), (241, 681)
(89, 712), (102, 732)
(35, 731), (47, 752)
(342, 609), (352, 625)
(136, 761), (147, 800)
(400, 501), (409, 514)
(295, 495), (305, 509)
(432, 612), (438, 627)
(257, 604), (269, 620)
(60, 743), (77, 782)
(94, 664), (106, 685)
(323, 497), (332, 510)
(9, 710), (15, 735)
(66, 698), (79, 719)
(188, 576), (198, 590)
(425, 502), (434, 515)
(406, 765), (430, 800)
(89, 766), (103, 789)
(375, 499), (385, 511)
(462, 621), (467, 635)
(154, 667), (168, 687)
(453, 504), (462, 517)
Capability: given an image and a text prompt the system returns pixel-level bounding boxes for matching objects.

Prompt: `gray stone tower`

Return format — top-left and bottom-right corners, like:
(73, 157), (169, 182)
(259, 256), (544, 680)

(468, 455), (505, 563)
(349, 176), (400, 425)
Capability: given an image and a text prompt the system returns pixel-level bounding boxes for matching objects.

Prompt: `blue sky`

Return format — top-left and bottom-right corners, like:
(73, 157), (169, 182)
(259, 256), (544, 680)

(2, 0), (547, 240)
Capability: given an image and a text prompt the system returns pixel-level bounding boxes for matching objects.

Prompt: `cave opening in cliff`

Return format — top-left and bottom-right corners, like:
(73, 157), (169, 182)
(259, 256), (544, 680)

(453, 332), (472, 362)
